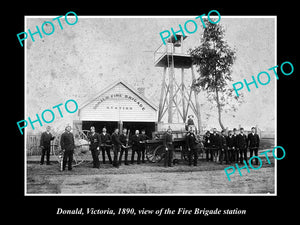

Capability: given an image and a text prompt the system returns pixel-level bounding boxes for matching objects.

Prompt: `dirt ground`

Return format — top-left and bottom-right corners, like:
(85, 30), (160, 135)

(26, 152), (275, 195)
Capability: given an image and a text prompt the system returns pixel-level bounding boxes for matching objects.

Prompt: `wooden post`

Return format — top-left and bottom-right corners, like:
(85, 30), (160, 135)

(158, 67), (167, 122)
(168, 56), (174, 123)
(191, 65), (202, 133)
(181, 68), (186, 123)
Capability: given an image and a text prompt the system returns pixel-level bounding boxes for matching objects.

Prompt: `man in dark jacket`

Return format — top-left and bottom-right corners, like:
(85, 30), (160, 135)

(87, 126), (101, 168)
(60, 125), (75, 171)
(232, 128), (239, 163)
(248, 127), (260, 165)
(226, 130), (235, 163)
(119, 128), (130, 165)
(111, 128), (124, 168)
(163, 128), (174, 167)
(40, 126), (55, 165)
(211, 128), (220, 162)
(204, 131), (212, 161)
(186, 128), (198, 166)
(219, 129), (228, 164)
(237, 127), (248, 163)
(100, 127), (113, 164)
(139, 129), (149, 163)
(131, 130), (141, 164)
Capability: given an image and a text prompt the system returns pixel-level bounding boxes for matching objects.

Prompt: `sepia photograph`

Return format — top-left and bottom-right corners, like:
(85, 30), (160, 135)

(24, 15), (276, 195)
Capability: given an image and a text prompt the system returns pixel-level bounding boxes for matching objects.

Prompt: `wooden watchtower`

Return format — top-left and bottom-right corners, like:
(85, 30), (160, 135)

(154, 34), (202, 132)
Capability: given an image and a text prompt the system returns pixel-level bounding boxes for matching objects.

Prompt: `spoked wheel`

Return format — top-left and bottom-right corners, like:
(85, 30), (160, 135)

(146, 145), (156, 163)
(52, 129), (91, 167)
(152, 145), (165, 163)
(146, 145), (166, 163)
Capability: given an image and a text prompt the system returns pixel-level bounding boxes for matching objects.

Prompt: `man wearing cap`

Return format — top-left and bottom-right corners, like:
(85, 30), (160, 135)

(100, 127), (113, 164)
(131, 130), (141, 164)
(111, 128), (124, 168)
(219, 129), (228, 164)
(139, 129), (149, 163)
(226, 130), (235, 163)
(211, 128), (221, 162)
(163, 128), (174, 167)
(87, 126), (101, 168)
(237, 127), (248, 163)
(248, 127), (260, 165)
(186, 127), (198, 166)
(60, 125), (75, 171)
(185, 115), (195, 131)
(204, 131), (212, 161)
(119, 128), (130, 165)
(40, 126), (55, 165)
(232, 128), (239, 163)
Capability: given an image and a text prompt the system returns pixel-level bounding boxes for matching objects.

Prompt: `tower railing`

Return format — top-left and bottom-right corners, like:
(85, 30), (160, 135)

(154, 43), (173, 65)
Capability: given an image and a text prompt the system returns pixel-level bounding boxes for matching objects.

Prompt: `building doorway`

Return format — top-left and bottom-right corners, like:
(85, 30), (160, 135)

(122, 122), (155, 138)
(82, 121), (118, 134)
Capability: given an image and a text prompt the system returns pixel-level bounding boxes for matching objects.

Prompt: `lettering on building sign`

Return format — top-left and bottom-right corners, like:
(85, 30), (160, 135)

(106, 106), (133, 110)
(93, 93), (146, 111)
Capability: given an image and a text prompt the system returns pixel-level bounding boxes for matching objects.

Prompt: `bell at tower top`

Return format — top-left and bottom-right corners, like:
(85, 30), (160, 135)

(166, 34), (188, 46)
(154, 34), (191, 68)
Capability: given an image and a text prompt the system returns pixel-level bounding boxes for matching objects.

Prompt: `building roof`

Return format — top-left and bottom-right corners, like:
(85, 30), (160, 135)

(79, 79), (158, 115)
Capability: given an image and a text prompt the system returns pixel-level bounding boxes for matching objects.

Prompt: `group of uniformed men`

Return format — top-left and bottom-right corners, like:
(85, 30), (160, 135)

(87, 126), (150, 169)
(39, 124), (260, 171)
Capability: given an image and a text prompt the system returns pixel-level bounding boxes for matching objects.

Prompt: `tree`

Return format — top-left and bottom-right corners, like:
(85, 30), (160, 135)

(189, 19), (242, 130)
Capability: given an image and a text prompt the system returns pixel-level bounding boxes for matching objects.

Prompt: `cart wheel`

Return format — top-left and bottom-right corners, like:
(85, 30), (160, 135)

(153, 145), (165, 163)
(146, 146), (156, 163)
(52, 129), (91, 167)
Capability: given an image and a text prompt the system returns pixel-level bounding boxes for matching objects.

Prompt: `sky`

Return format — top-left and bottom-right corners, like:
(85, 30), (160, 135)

(25, 16), (276, 134)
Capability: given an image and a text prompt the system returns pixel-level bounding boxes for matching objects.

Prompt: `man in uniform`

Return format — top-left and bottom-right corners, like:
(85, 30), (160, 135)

(163, 128), (174, 167)
(186, 127), (198, 166)
(237, 127), (248, 163)
(40, 126), (55, 165)
(111, 128), (124, 168)
(100, 127), (113, 164)
(248, 127), (260, 165)
(60, 125), (75, 171)
(139, 129), (149, 163)
(119, 128), (130, 165)
(226, 130), (235, 163)
(185, 115), (195, 131)
(131, 130), (141, 164)
(211, 128), (220, 162)
(204, 131), (212, 161)
(232, 128), (239, 163)
(87, 126), (101, 168)
(219, 129), (228, 164)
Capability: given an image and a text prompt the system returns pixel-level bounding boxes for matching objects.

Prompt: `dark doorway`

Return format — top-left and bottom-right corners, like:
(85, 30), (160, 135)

(82, 121), (118, 134)
(123, 122), (155, 138)
(82, 121), (155, 138)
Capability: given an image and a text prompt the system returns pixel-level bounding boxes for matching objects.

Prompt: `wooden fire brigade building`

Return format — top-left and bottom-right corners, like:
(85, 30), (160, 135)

(75, 80), (158, 137)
